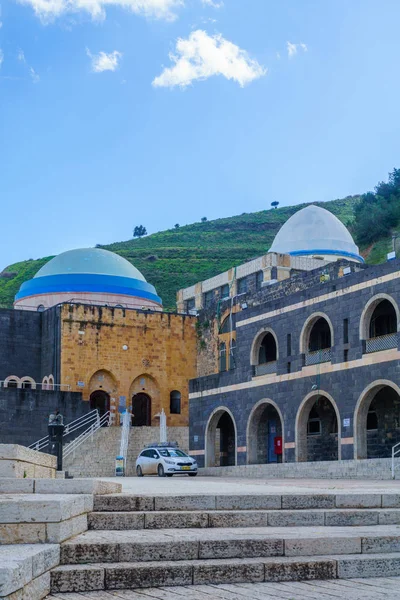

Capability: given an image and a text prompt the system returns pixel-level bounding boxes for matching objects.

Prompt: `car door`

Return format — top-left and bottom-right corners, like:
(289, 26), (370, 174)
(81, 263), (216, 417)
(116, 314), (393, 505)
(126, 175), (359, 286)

(139, 450), (150, 474)
(148, 449), (160, 474)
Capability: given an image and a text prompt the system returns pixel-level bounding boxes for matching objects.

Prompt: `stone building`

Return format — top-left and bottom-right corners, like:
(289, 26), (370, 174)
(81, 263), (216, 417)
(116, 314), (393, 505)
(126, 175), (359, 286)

(0, 248), (197, 445)
(183, 205), (400, 467)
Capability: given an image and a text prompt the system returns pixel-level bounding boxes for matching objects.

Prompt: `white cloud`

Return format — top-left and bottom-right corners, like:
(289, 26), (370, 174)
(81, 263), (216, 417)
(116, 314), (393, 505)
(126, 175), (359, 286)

(287, 41), (308, 59)
(86, 48), (122, 72)
(201, 0), (223, 8)
(17, 48), (26, 62)
(0, 49), (3, 68)
(30, 66), (40, 82)
(16, 0), (183, 23)
(153, 30), (266, 89)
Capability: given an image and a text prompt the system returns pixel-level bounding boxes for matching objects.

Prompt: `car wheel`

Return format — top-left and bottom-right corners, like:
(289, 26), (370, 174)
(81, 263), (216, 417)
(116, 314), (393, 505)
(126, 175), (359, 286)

(136, 465), (144, 477)
(158, 464), (165, 477)
(188, 472), (198, 477)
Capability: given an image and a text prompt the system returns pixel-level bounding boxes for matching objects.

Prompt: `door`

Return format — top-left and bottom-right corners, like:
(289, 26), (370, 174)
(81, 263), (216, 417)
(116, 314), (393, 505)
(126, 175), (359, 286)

(148, 450), (159, 474)
(268, 420), (277, 463)
(132, 393), (151, 426)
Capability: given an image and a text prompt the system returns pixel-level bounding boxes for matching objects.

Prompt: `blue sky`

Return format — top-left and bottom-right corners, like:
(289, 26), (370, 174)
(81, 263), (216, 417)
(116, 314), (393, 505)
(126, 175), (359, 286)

(1, 0), (400, 269)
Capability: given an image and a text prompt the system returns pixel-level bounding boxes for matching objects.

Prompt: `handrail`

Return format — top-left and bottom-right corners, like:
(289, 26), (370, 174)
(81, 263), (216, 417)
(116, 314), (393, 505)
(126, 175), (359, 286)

(392, 441), (400, 479)
(28, 409), (101, 452)
(64, 411), (111, 459)
(118, 411), (131, 475)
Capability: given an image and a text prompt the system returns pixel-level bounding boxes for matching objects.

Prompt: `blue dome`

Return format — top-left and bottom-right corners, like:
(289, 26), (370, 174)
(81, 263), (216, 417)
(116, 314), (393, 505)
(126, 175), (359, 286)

(269, 205), (363, 262)
(15, 248), (162, 306)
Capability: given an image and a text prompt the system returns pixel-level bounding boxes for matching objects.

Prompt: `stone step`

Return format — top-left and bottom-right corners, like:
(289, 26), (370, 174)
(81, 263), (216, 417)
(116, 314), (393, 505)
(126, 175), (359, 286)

(50, 552), (400, 592)
(93, 492), (400, 512)
(59, 524), (400, 564)
(88, 507), (400, 530)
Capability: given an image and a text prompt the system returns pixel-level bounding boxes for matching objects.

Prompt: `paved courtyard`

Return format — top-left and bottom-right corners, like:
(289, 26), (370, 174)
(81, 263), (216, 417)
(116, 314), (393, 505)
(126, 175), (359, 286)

(48, 577), (400, 599)
(98, 475), (400, 495)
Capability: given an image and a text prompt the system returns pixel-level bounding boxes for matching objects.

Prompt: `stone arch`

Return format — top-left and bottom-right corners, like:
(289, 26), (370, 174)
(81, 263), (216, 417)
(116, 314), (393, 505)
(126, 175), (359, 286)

(299, 312), (334, 354)
(246, 399), (284, 464)
(295, 390), (341, 462)
(359, 294), (400, 340)
(205, 406), (237, 468)
(354, 380), (400, 459)
(21, 376), (36, 390)
(48, 375), (54, 390)
(4, 376), (21, 389)
(250, 327), (279, 365)
(42, 376), (49, 390)
(88, 369), (118, 396)
(129, 374), (160, 425)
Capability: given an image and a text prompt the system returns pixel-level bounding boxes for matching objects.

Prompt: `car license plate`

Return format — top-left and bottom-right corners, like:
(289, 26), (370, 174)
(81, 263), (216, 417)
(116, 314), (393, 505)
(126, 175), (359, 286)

(181, 466), (191, 470)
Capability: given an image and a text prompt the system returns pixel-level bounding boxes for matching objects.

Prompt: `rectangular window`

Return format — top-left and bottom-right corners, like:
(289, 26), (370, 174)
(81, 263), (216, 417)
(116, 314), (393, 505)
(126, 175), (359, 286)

(220, 284), (229, 299)
(237, 277), (247, 295)
(204, 290), (214, 308)
(343, 349), (349, 362)
(256, 271), (264, 291)
(343, 318), (349, 344)
(287, 362), (291, 373)
(185, 298), (195, 313)
(287, 333), (292, 356)
(307, 419), (321, 435)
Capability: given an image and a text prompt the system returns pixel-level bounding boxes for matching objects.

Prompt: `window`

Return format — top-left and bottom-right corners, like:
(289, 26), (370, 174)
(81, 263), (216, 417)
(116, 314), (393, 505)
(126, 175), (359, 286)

(258, 332), (277, 364)
(185, 298), (196, 313)
(367, 410), (378, 430)
(343, 349), (349, 362)
(369, 300), (397, 338)
(37, 305), (45, 312)
(6, 379), (18, 388)
(170, 390), (181, 414)
(229, 339), (236, 370)
(21, 381), (32, 389)
(343, 318), (349, 344)
(219, 342), (227, 372)
(287, 362), (291, 373)
(287, 333), (292, 356)
(307, 406), (321, 435)
(220, 284), (229, 299)
(219, 316), (233, 334)
(204, 290), (214, 308)
(237, 277), (247, 295)
(308, 318), (331, 351)
(256, 271), (263, 291)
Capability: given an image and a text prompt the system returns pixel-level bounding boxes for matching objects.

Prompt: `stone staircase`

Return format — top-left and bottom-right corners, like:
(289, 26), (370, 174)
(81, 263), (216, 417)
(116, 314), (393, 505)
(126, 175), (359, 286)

(50, 490), (400, 593)
(64, 426), (189, 478)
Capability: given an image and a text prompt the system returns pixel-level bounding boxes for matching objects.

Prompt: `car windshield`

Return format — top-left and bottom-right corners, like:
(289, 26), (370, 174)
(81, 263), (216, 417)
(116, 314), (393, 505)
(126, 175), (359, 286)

(158, 449), (188, 457)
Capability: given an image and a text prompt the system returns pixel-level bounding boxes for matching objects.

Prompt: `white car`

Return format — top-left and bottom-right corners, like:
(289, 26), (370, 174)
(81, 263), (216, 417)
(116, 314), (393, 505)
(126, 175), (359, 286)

(136, 445), (198, 477)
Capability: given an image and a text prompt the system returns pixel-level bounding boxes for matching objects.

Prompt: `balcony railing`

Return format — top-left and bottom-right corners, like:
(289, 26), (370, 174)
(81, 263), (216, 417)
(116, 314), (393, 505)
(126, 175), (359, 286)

(305, 348), (332, 366)
(365, 332), (398, 354)
(254, 361), (277, 376)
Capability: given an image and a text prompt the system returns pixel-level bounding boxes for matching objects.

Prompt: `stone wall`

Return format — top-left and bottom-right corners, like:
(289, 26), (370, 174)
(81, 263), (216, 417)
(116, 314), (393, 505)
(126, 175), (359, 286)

(0, 308), (42, 381)
(0, 444), (56, 478)
(0, 388), (87, 446)
(60, 304), (197, 427)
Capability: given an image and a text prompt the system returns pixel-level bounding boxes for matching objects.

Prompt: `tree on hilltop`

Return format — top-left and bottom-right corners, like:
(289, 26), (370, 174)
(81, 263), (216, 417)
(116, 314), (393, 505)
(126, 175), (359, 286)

(133, 225), (147, 238)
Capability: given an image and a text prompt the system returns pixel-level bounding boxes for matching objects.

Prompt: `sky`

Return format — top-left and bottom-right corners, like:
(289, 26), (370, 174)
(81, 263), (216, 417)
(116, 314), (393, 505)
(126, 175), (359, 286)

(1, 0), (400, 269)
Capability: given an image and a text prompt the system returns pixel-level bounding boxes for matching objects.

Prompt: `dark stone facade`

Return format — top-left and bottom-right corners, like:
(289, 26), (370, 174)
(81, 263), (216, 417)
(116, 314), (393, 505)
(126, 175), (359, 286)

(189, 258), (400, 466)
(0, 387), (88, 446)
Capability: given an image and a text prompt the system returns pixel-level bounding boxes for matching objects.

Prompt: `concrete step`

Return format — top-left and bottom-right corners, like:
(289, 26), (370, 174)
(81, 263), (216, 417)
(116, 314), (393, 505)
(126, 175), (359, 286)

(50, 552), (400, 592)
(59, 525), (400, 564)
(88, 507), (400, 530)
(93, 492), (400, 512)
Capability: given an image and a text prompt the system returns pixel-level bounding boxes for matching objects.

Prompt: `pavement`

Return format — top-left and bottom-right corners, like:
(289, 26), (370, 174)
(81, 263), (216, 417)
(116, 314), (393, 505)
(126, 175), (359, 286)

(47, 577), (400, 599)
(97, 475), (400, 495)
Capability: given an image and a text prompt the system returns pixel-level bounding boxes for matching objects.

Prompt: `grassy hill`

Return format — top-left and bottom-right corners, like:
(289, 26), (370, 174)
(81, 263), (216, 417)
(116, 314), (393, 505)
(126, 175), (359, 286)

(0, 195), (394, 310)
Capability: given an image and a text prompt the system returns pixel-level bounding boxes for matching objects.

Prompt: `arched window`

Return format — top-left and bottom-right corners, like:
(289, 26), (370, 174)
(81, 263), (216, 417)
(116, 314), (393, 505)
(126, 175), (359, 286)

(21, 377), (36, 390)
(259, 332), (277, 364)
(219, 316), (233, 334)
(369, 300), (397, 338)
(37, 305), (45, 312)
(5, 378), (19, 388)
(170, 390), (181, 414)
(229, 339), (236, 370)
(309, 318), (331, 352)
(219, 342), (227, 372)
(48, 375), (54, 391)
(251, 330), (278, 376)
(301, 314), (333, 366)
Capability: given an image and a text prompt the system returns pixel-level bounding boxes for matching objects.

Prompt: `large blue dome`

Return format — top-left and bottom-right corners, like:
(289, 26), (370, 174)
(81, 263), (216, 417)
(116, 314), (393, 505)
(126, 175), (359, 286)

(15, 248), (162, 308)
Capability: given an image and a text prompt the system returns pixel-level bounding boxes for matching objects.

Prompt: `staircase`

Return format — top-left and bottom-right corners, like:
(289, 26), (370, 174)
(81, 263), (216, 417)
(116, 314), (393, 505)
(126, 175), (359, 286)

(50, 490), (400, 593)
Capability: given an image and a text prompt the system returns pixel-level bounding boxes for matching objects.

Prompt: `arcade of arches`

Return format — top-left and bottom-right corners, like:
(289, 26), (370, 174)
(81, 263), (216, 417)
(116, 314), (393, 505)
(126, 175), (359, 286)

(247, 402), (282, 464)
(205, 409), (236, 467)
(296, 394), (339, 462)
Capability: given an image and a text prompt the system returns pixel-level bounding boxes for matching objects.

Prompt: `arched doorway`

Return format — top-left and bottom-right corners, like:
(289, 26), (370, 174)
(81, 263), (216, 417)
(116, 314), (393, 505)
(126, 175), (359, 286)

(205, 407), (237, 467)
(355, 381), (400, 459)
(90, 390), (110, 420)
(247, 400), (283, 464)
(296, 392), (340, 462)
(132, 393), (151, 426)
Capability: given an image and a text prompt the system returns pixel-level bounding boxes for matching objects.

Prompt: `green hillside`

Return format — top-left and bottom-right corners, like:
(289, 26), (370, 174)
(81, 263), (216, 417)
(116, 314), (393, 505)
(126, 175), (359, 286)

(0, 192), (396, 310)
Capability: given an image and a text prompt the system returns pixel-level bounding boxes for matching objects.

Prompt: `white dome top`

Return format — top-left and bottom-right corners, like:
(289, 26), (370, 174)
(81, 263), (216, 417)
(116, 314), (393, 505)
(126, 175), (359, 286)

(269, 205), (362, 261)
(34, 248), (146, 281)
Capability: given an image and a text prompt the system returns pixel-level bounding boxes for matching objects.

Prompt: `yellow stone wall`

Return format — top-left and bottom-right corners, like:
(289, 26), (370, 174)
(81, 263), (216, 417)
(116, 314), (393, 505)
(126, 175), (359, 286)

(60, 304), (197, 426)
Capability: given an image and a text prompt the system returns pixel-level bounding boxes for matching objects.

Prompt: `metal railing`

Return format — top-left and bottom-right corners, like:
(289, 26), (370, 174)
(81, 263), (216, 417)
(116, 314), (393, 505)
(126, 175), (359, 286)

(118, 411), (131, 475)
(64, 411), (111, 460)
(365, 332), (398, 354)
(254, 361), (277, 376)
(28, 409), (103, 452)
(392, 441), (400, 479)
(305, 348), (332, 366)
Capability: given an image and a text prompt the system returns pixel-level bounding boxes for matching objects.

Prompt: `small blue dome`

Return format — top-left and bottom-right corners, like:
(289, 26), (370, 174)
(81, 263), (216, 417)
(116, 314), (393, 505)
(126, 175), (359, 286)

(15, 248), (162, 306)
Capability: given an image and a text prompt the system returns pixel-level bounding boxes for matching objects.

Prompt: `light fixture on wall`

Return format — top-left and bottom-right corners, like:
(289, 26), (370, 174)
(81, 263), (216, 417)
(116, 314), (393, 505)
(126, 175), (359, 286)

(122, 345), (128, 350)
